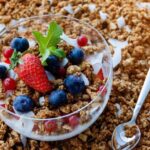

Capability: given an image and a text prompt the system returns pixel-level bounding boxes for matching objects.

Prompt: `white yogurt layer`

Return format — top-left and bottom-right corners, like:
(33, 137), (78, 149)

(86, 52), (103, 74)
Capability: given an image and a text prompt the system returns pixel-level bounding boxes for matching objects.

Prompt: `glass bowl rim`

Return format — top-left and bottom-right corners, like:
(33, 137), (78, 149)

(0, 14), (113, 121)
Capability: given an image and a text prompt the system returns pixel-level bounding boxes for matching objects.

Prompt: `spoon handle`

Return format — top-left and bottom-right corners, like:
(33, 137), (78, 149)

(131, 68), (150, 122)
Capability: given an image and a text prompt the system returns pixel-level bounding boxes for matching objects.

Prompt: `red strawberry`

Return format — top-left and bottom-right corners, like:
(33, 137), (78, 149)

(97, 68), (104, 80)
(16, 54), (53, 93)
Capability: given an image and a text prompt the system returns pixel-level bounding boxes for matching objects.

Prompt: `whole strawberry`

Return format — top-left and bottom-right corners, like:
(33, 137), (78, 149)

(16, 54), (53, 93)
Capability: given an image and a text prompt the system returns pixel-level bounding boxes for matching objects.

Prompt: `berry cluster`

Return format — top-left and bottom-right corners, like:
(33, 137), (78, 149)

(1, 37), (30, 91)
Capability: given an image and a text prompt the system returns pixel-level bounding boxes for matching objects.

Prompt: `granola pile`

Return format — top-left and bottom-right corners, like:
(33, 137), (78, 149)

(0, 0), (150, 149)
(125, 125), (138, 138)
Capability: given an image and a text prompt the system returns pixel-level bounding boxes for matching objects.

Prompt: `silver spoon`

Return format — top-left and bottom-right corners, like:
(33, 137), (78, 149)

(111, 68), (150, 150)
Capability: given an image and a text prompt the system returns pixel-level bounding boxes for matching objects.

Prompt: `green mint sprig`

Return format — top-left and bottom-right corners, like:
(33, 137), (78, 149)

(32, 21), (65, 65)
(10, 50), (22, 69)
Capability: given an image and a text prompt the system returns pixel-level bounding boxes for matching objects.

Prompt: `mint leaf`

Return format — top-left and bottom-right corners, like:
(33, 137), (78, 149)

(32, 31), (47, 54)
(46, 21), (63, 47)
(32, 21), (64, 66)
(50, 48), (66, 58)
(41, 48), (50, 65)
(10, 50), (22, 69)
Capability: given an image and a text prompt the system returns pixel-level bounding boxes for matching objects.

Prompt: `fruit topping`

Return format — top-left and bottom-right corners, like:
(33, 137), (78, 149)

(46, 55), (60, 68)
(0, 65), (7, 79)
(3, 77), (16, 91)
(77, 35), (88, 47)
(4, 58), (11, 64)
(3, 48), (14, 59)
(97, 68), (104, 80)
(68, 48), (84, 65)
(98, 85), (107, 96)
(13, 95), (34, 113)
(33, 21), (65, 65)
(44, 120), (57, 132)
(57, 67), (66, 77)
(10, 37), (29, 53)
(64, 75), (85, 95)
(16, 54), (53, 93)
(49, 90), (68, 107)
(69, 115), (79, 128)
(46, 55), (60, 74)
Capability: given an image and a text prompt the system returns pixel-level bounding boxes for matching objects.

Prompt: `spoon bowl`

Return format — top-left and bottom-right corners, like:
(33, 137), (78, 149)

(112, 121), (141, 150)
(111, 68), (150, 150)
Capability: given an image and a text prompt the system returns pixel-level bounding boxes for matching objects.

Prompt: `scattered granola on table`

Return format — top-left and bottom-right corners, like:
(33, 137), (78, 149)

(0, 0), (150, 149)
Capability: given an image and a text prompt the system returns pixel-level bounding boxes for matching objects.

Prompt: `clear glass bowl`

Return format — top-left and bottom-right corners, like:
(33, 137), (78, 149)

(0, 14), (113, 141)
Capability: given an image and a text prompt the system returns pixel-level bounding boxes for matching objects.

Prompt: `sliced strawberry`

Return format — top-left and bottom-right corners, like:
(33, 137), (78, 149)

(69, 115), (79, 128)
(98, 85), (107, 96)
(16, 54), (53, 93)
(44, 120), (57, 132)
(97, 68), (104, 80)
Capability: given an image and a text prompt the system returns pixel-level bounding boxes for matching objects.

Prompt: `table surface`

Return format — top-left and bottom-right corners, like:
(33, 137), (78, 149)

(0, 0), (149, 149)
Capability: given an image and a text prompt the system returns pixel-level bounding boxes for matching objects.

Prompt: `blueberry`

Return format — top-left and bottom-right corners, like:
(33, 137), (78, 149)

(68, 48), (84, 65)
(64, 75), (85, 95)
(46, 55), (60, 75)
(13, 95), (34, 113)
(11, 37), (29, 52)
(49, 90), (67, 107)
(46, 55), (60, 67)
(0, 65), (7, 79)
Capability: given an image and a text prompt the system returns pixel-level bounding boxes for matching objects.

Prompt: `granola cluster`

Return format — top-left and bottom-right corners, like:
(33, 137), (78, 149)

(0, 0), (150, 149)
(125, 125), (138, 138)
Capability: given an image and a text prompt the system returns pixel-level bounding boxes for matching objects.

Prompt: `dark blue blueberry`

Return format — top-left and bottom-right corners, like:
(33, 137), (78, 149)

(68, 48), (84, 65)
(45, 65), (58, 75)
(13, 95), (34, 113)
(0, 65), (7, 79)
(46, 55), (60, 75)
(11, 37), (29, 52)
(46, 55), (60, 67)
(49, 90), (67, 107)
(64, 75), (85, 95)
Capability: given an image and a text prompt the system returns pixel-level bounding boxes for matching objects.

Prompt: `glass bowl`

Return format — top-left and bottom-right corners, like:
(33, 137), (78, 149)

(0, 14), (113, 141)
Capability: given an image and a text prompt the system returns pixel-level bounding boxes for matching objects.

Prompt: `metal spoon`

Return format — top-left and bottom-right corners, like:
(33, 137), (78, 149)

(111, 68), (150, 150)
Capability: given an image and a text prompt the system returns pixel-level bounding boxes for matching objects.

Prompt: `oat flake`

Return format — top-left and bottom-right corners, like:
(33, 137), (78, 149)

(115, 103), (122, 116)
(28, 39), (36, 48)
(88, 4), (96, 12)
(64, 4), (74, 14)
(45, 71), (55, 81)
(99, 11), (108, 21)
(124, 25), (131, 33)
(0, 24), (5, 32)
(117, 16), (126, 29)
(136, 2), (150, 10)
(108, 38), (128, 68)
(81, 73), (90, 86)
(60, 33), (79, 48)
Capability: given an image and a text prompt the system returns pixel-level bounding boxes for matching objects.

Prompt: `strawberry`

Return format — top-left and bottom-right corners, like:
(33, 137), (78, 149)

(16, 54), (53, 93)
(97, 68), (104, 80)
